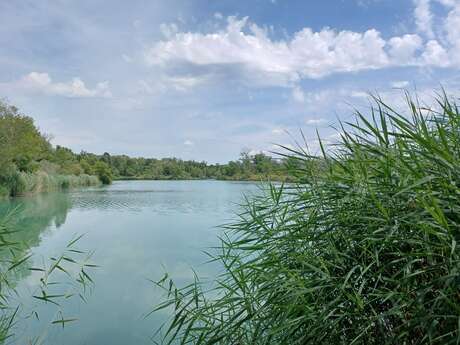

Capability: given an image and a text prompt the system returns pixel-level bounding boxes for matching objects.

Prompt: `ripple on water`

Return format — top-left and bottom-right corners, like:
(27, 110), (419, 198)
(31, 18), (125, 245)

(69, 185), (249, 215)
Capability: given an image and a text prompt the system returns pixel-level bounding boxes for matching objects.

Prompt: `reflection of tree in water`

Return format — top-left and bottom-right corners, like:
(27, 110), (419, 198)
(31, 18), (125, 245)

(0, 193), (96, 343)
(0, 192), (72, 248)
(0, 192), (72, 285)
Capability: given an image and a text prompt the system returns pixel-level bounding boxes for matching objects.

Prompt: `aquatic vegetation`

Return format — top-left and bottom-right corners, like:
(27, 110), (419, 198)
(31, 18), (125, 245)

(153, 92), (460, 344)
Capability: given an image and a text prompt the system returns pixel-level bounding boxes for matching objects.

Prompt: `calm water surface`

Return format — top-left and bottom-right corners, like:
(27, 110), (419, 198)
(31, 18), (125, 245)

(0, 180), (260, 345)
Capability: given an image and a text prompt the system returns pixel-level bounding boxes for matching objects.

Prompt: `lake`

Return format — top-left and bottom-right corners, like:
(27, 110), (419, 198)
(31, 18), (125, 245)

(0, 180), (261, 345)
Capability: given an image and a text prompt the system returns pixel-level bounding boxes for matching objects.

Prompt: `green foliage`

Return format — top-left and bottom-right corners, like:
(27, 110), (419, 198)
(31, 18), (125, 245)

(153, 93), (460, 344)
(0, 101), (51, 174)
(0, 100), (101, 196)
(94, 161), (113, 185)
(98, 152), (287, 181)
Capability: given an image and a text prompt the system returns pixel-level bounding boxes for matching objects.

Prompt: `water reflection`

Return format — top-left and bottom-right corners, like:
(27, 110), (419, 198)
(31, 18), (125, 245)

(0, 193), (73, 286)
(0, 191), (72, 243)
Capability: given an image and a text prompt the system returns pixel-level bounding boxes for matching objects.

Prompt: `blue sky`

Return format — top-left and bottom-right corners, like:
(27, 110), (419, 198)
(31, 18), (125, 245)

(1, 0), (459, 162)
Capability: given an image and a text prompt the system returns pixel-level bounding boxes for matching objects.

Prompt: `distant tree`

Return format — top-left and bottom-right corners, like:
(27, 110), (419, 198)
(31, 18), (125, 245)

(101, 152), (112, 165)
(253, 153), (273, 173)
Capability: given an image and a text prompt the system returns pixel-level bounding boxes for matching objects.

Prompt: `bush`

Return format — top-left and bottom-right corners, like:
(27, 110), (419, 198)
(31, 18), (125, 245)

(154, 93), (460, 344)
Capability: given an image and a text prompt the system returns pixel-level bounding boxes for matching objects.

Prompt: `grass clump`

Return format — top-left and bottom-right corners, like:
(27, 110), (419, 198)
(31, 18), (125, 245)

(153, 92), (460, 344)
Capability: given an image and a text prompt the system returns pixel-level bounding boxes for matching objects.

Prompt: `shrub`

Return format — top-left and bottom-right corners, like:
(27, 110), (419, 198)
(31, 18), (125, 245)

(153, 93), (460, 344)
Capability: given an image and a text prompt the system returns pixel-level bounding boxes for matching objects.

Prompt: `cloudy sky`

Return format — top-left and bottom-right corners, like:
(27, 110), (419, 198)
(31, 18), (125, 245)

(1, 0), (459, 162)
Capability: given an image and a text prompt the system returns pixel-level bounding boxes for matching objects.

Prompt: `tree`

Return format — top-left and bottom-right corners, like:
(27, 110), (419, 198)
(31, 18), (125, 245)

(0, 101), (51, 173)
(94, 161), (113, 185)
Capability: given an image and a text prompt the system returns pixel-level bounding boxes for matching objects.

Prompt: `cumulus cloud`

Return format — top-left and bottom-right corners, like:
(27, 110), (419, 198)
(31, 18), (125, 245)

(413, 0), (460, 65)
(5, 72), (112, 98)
(422, 40), (450, 66)
(144, 8), (460, 87)
(145, 17), (392, 84)
(388, 34), (423, 63)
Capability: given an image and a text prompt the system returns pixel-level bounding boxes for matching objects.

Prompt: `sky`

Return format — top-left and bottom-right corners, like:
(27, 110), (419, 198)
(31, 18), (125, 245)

(1, 0), (459, 163)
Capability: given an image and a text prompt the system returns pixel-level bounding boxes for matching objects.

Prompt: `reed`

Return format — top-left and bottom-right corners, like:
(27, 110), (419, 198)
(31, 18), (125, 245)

(153, 92), (460, 344)
(1, 171), (100, 197)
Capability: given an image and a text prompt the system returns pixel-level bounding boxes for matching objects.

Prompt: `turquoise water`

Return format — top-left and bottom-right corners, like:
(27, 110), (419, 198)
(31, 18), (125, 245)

(0, 180), (260, 345)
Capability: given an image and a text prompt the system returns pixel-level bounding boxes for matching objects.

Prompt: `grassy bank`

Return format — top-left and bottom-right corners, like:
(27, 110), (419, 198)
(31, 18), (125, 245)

(0, 171), (100, 198)
(153, 93), (460, 344)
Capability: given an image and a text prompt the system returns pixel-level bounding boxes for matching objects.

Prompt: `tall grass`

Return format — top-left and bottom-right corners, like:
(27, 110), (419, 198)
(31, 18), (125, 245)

(153, 92), (460, 344)
(0, 171), (100, 197)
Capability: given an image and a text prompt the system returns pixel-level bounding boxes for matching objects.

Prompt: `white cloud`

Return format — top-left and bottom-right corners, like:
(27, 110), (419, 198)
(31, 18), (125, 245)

(145, 11), (459, 87)
(391, 80), (410, 88)
(306, 118), (326, 125)
(414, 0), (434, 38)
(146, 17), (393, 83)
(6, 72), (112, 98)
(445, 2), (460, 64)
(184, 140), (194, 146)
(388, 34), (423, 63)
(422, 40), (450, 66)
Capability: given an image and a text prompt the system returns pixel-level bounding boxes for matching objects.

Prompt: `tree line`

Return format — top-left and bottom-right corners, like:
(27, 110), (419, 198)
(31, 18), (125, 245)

(81, 150), (286, 181)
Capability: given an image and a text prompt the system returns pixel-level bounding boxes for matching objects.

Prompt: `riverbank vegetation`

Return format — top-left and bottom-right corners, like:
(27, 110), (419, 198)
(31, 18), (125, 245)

(0, 101), (104, 197)
(153, 92), (460, 344)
